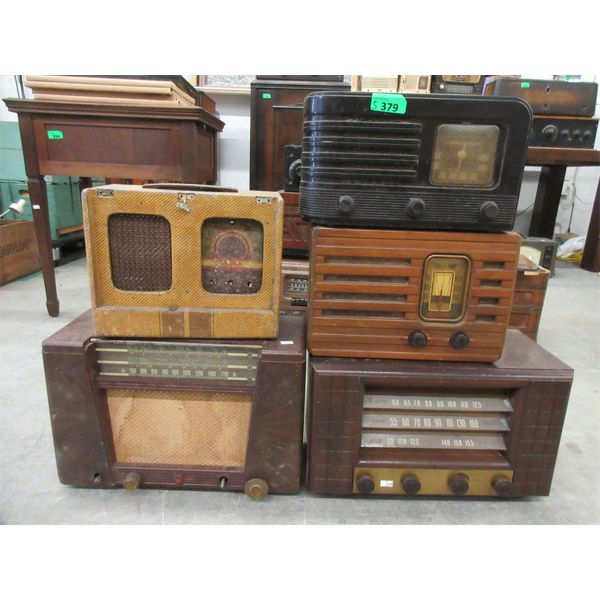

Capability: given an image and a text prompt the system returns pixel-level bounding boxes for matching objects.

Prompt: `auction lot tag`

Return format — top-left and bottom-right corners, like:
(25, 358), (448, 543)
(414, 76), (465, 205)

(370, 93), (407, 114)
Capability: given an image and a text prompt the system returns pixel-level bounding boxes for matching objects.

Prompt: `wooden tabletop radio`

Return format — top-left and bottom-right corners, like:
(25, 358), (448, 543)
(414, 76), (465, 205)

(307, 329), (573, 497)
(281, 258), (309, 311)
(299, 91), (531, 232)
(307, 227), (521, 362)
(43, 311), (306, 499)
(83, 184), (283, 339)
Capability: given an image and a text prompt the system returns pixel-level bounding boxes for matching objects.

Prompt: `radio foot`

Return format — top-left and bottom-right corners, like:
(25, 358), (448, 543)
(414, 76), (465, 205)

(244, 478), (269, 500)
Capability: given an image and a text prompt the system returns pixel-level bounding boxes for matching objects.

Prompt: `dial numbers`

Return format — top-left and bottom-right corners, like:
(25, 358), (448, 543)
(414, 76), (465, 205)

(430, 124), (500, 187)
(420, 255), (471, 321)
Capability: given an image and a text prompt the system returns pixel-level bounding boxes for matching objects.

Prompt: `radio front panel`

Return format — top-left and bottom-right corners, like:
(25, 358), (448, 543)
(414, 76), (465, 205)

(281, 258), (309, 311)
(83, 184), (283, 339)
(306, 329), (573, 497)
(307, 227), (521, 362)
(299, 91), (531, 232)
(43, 310), (306, 498)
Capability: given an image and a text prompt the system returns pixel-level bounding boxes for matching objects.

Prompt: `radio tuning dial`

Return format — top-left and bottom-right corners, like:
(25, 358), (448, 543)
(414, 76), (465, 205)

(450, 332), (470, 349)
(338, 195), (356, 215)
(401, 475), (422, 495)
(356, 474), (375, 494)
(479, 201), (499, 221)
(123, 472), (141, 491)
(493, 476), (513, 497)
(449, 473), (470, 496)
(408, 330), (428, 348)
(407, 198), (426, 218)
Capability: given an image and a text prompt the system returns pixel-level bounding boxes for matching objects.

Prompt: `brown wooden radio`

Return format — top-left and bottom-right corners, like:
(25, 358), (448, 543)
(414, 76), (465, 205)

(307, 227), (521, 362)
(82, 183), (283, 339)
(281, 258), (309, 311)
(42, 310), (306, 499)
(306, 329), (573, 497)
(280, 191), (310, 257)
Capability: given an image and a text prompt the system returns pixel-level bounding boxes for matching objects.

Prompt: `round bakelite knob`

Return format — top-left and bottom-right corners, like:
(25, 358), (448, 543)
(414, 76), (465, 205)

(288, 159), (302, 182)
(450, 332), (470, 349)
(407, 198), (426, 218)
(409, 330), (428, 348)
(356, 475), (375, 494)
(449, 473), (470, 496)
(401, 475), (421, 495)
(542, 124), (558, 140)
(244, 478), (269, 501)
(338, 195), (355, 215)
(493, 476), (513, 497)
(480, 201), (499, 221)
(123, 472), (141, 491)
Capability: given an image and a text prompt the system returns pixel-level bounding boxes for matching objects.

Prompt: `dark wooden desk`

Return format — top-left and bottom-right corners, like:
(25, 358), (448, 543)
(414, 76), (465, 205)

(3, 99), (224, 316)
(526, 146), (600, 272)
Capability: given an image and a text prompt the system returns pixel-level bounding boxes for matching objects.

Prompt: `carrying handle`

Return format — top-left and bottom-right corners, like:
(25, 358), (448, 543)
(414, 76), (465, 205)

(142, 183), (238, 193)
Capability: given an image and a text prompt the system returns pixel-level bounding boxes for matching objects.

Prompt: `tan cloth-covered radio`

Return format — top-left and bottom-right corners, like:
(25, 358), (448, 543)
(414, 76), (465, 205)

(83, 184), (283, 339)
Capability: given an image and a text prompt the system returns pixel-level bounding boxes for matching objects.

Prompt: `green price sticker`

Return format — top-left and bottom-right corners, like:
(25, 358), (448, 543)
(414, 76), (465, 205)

(521, 82), (531, 88)
(47, 130), (64, 140)
(370, 93), (407, 114)
(262, 93), (272, 99)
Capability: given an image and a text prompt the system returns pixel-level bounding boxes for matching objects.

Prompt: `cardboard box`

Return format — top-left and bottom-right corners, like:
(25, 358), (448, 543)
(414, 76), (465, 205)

(0, 218), (40, 285)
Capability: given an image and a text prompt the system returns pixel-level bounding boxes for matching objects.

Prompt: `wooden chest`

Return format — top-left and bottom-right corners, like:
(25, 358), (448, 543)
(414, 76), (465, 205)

(0, 218), (39, 285)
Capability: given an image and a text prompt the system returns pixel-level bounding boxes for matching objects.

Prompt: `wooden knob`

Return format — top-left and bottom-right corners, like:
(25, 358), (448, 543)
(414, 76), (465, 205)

(448, 473), (469, 496)
(244, 478), (269, 501)
(356, 474), (375, 494)
(493, 476), (513, 497)
(401, 474), (421, 495)
(123, 472), (141, 491)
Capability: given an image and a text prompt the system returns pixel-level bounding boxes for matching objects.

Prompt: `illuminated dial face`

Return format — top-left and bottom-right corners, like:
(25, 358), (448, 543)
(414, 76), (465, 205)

(430, 124), (500, 187)
(520, 245), (542, 266)
(420, 255), (471, 321)
(442, 75), (482, 84)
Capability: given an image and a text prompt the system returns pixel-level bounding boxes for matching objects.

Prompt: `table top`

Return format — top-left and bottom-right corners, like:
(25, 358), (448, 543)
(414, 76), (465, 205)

(3, 98), (225, 130)
(526, 146), (600, 167)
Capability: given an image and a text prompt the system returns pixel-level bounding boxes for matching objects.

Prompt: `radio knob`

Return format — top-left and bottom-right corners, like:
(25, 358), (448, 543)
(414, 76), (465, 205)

(479, 201), (499, 221)
(123, 472), (141, 491)
(288, 158), (302, 183)
(244, 478), (269, 501)
(338, 195), (355, 215)
(449, 474), (470, 496)
(560, 129), (570, 139)
(493, 476), (513, 497)
(450, 332), (470, 349)
(356, 474), (375, 494)
(541, 124), (558, 140)
(406, 198), (426, 218)
(572, 129), (582, 140)
(408, 330), (428, 348)
(583, 130), (592, 141)
(401, 475), (421, 495)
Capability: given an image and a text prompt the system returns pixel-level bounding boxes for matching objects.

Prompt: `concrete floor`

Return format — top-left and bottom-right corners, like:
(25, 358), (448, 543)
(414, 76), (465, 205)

(0, 257), (598, 524)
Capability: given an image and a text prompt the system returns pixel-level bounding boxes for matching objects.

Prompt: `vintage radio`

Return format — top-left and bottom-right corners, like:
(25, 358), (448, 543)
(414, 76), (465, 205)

(307, 227), (521, 362)
(306, 329), (573, 497)
(398, 75), (431, 94)
(280, 191), (310, 257)
(485, 78), (598, 117)
(520, 236), (558, 275)
(430, 75), (487, 95)
(43, 310), (305, 499)
(82, 183), (283, 339)
(284, 144), (302, 192)
(281, 259), (309, 311)
(509, 255), (549, 341)
(529, 116), (598, 149)
(299, 91), (532, 232)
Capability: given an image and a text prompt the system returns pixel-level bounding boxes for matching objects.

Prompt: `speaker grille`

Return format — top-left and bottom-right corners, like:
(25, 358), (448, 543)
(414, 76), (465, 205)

(107, 389), (252, 467)
(109, 213), (172, 291)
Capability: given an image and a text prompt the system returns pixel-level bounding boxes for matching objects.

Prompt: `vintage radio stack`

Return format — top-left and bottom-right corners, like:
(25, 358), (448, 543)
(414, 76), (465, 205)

(299, 90), (573, 497)
(43, 183), (306, 500)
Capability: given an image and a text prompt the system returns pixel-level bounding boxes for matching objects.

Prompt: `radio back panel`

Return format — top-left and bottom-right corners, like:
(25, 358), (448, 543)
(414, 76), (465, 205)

(307, 329), (573, 497)
(299, 92), (531, 232)
(307, 227), (520, 362)
(83, 184), (283, 339)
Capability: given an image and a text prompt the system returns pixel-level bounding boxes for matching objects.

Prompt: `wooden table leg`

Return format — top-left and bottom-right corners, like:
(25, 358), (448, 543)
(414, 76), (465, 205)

(581, 181), (600, 272)
(28, 175), (59, 316)
(528, 165), (567, 238)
